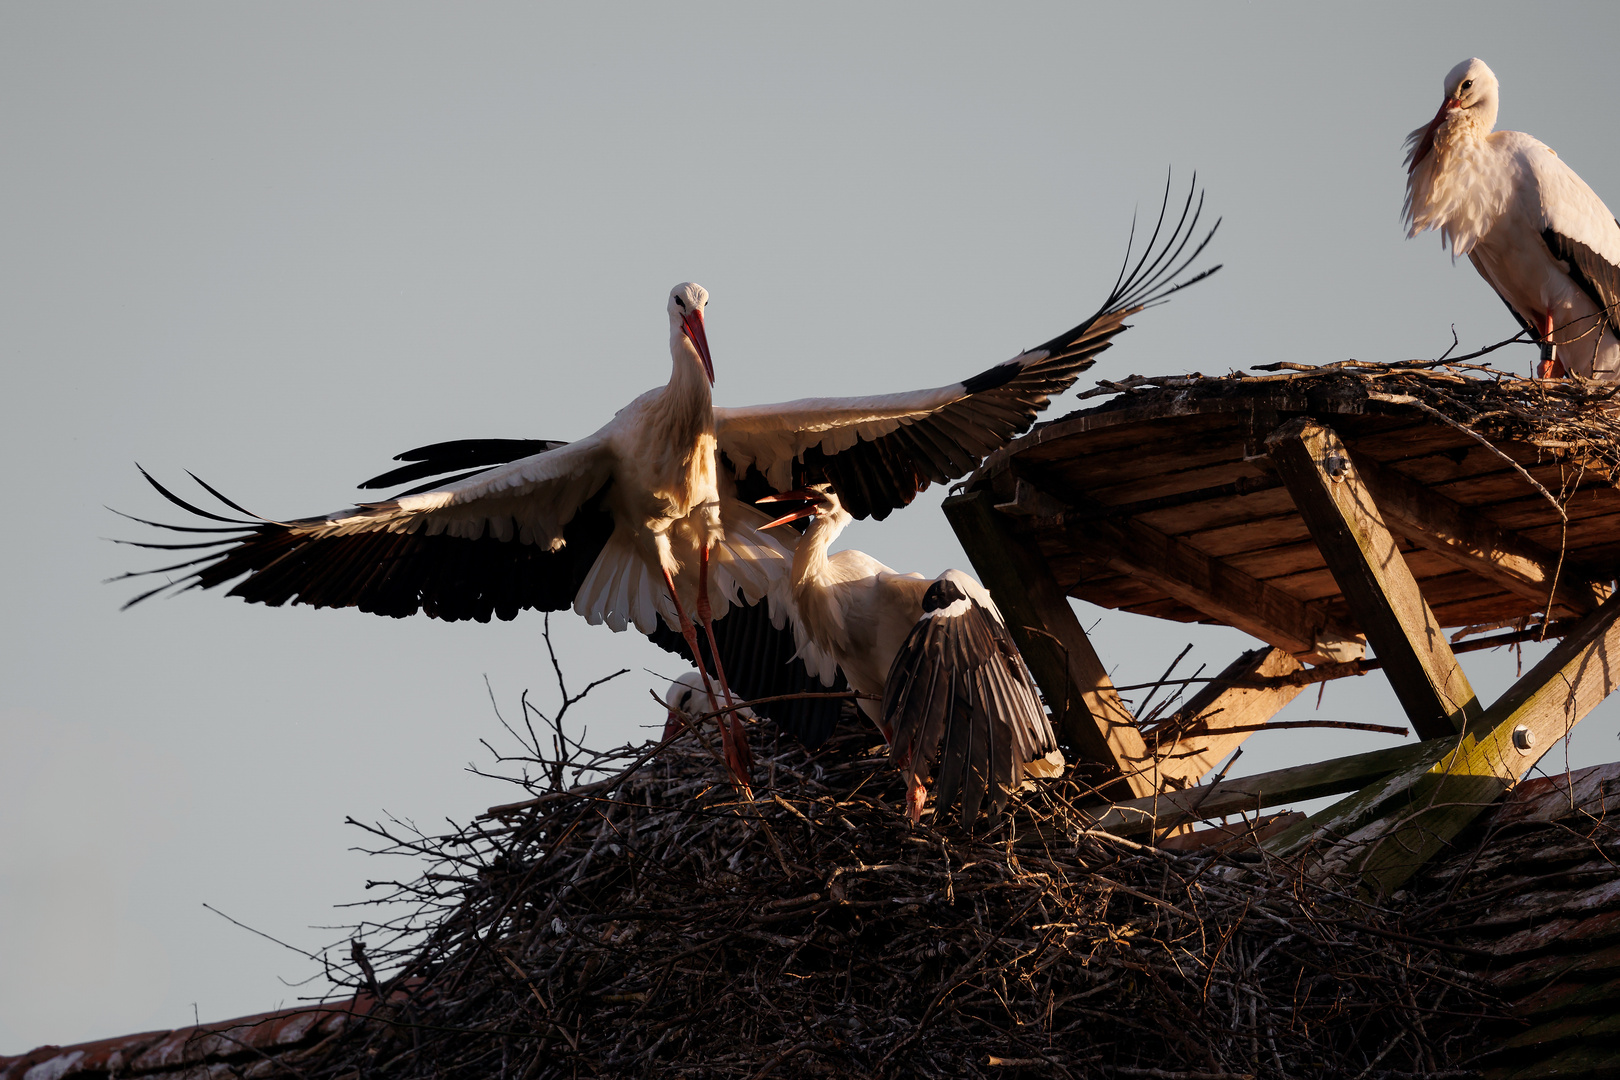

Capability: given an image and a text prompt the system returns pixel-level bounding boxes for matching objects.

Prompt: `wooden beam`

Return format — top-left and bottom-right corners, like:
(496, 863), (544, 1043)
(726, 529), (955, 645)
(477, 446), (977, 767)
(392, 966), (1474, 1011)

(1266, 419), (1482, 739)
(1265, 591), (1620, 896)
(941, 491), (1157, 798)
(1352, 453), (1609, 618)
(1081, 741), (1433, 837)
(1148, 647), (1307, 782)
(996, 477), (1364, 665)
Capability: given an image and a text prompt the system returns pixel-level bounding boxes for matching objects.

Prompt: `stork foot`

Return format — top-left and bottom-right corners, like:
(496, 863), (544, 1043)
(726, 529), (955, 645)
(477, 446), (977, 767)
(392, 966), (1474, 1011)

(905, 771), (928, 824)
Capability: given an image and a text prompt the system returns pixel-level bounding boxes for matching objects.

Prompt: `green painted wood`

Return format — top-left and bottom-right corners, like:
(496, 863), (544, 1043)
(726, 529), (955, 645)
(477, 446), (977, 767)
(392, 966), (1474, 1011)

(1267, 418), (1483, 739)
(1265, 592), (1620, 897)
(1083, 741), (1431, 837)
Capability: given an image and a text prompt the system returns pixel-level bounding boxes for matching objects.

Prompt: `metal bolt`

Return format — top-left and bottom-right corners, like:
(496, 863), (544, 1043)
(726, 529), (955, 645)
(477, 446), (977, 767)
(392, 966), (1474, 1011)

(1512, 725), (1536, 754)
(1324, 453), (1349, 482)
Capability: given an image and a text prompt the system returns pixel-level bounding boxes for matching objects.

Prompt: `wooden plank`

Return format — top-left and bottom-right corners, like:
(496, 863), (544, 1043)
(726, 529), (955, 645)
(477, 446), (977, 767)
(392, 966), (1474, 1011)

(1147, 647), (1307, 782)
(1433, 465), (1591, 507)
(1135, 485), (1297, 538)
(1056, 503), (1364, 663)
(941, 490), (1157, 797)
(1483, 487), (1620, 530)
(1082, 460), (1267, 507)
(1179, 513), (1317, 560)
(1353, 453), (1609, 616)
(1012, 410), (1242, 465)
(1521, 511), (1620, 552)
(1266, 592), (1620, 897)
(1267, 418), (1482, 739)
(1222, 540), (1333, 582)
(1082, 741), (1432, 837)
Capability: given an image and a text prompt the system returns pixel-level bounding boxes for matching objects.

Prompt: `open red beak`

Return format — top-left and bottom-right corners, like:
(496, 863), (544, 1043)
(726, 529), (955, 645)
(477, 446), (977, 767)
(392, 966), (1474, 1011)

(756, 487), (822, 529)
(1409, 97), (1460, 174)
(682, 310), (714, 385)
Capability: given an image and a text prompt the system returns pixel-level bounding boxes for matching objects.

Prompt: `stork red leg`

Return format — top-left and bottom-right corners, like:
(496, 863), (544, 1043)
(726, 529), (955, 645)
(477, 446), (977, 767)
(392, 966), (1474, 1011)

(661, 566), (721, 724)
(697, 544), (754, 785)
(1536, 310), (1565, 379)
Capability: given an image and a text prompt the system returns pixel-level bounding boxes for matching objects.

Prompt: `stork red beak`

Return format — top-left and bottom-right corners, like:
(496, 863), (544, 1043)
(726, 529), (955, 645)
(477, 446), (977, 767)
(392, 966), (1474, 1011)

(1409, 96), (1461, 174)
(682, 310), (714, 385)
(756, 487), (822, 529)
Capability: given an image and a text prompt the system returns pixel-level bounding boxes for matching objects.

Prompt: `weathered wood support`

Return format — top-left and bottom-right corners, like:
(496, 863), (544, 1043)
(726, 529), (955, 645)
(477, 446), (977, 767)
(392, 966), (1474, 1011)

(1083, 741), (1433, 837)
(1352, 453), (1609, 617)
(996, 478), (1364, 665)
(1149, 646), (1307, 781)
(1267, 419), (1482, 739)
(942, 490), (1156, 797)
(1266, 592), (1620, 896)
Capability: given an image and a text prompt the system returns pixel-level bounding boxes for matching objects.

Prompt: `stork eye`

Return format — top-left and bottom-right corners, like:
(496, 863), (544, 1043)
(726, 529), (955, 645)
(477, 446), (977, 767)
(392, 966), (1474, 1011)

(1461, 79), (1473, 91)
(675, 296), (686, 309)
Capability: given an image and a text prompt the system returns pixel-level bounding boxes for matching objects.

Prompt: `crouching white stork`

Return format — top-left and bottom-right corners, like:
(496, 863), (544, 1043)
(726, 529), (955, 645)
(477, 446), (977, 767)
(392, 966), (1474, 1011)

(758, 485), (1062, 826)
(1405, 57), (1620, 380)
(663, 670), (757, 744)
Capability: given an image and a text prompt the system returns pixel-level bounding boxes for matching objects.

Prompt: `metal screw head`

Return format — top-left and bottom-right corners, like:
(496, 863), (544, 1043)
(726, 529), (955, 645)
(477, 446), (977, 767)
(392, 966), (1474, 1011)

(1324, 453), (1349, 482)
(1512, 725), (1536, 754)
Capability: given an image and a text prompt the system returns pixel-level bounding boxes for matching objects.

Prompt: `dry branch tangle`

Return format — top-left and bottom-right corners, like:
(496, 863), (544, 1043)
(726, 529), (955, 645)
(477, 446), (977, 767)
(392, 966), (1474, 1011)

(308, 716), (1505, 1079)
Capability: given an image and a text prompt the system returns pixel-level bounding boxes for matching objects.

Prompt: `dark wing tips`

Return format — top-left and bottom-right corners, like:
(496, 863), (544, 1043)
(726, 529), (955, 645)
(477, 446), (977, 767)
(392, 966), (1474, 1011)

(1026, 170), (1221, 361)
(116, 466), (612, 622)
(359, 438), (567, 492)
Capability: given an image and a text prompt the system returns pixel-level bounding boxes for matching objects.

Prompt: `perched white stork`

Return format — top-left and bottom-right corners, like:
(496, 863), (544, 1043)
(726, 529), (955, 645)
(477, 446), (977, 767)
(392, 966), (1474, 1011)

(757, 485), (1061, 826)
(119, 181), (1217, 774)
(1405, 58), (1620, 380)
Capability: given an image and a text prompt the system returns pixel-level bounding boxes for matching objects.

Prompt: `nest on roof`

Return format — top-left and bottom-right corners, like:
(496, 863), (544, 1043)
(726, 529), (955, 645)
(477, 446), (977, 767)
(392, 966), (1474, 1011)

(1082, 359), (1620, 481)
(289, 692), (1508, 1080)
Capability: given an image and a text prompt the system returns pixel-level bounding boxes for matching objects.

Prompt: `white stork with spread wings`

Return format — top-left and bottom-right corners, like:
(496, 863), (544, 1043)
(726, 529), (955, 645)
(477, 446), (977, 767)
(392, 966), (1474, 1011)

(1405, 57), (1620, 380)
(119, 181), (1218, 771)
(757, 485), (1060, 826)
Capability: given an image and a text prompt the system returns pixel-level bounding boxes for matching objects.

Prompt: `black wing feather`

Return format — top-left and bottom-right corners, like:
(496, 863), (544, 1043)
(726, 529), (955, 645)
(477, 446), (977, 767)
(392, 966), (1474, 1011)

(647, 593), (849, 749)
(882, 578), (1057, 827)
(119, 471), (616, 624)
(792, 175), (1220, 521)
(359, 439), (569, 492)
(1543, 228), (1620, 334)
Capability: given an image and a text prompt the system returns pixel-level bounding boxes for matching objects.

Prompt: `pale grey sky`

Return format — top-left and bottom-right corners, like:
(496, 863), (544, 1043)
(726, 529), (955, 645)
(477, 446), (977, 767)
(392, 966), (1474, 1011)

(5, 1), (1620, 1052)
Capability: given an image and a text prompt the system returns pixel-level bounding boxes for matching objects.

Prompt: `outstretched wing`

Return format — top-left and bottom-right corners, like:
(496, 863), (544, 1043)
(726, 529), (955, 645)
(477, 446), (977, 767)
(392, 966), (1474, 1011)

(882, 573), (1056, 827)
(116, 435), (618, 623)
(715, 178), (1220, 520)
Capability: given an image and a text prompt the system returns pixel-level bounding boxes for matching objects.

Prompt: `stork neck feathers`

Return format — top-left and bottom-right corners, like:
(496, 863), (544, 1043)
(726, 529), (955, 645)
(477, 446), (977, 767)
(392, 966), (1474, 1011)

(786, 501), (854, 654)
(649, 324), (715, 442)
(789, 502), (852, 595)
(1405, 68), (1507, 255)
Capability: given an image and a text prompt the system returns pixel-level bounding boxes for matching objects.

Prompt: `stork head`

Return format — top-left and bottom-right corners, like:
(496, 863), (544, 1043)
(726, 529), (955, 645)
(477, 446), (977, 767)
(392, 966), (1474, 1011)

(1442, 58), (1497, 115)
(755, 484), (849, 531)
(1407, 58), (1499, 174)
(668, 282), (713, 385)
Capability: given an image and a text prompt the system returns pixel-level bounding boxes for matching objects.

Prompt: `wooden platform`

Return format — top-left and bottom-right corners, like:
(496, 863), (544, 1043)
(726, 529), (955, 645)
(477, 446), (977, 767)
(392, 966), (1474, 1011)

(943, 368), (1620, 892)
(963, 372), (1618, 652)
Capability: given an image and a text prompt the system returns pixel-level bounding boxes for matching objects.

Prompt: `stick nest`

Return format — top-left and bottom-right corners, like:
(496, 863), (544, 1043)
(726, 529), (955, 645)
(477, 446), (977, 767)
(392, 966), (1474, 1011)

(1083, 356), (1620, 487)
(302, 699), (1506, 1080)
